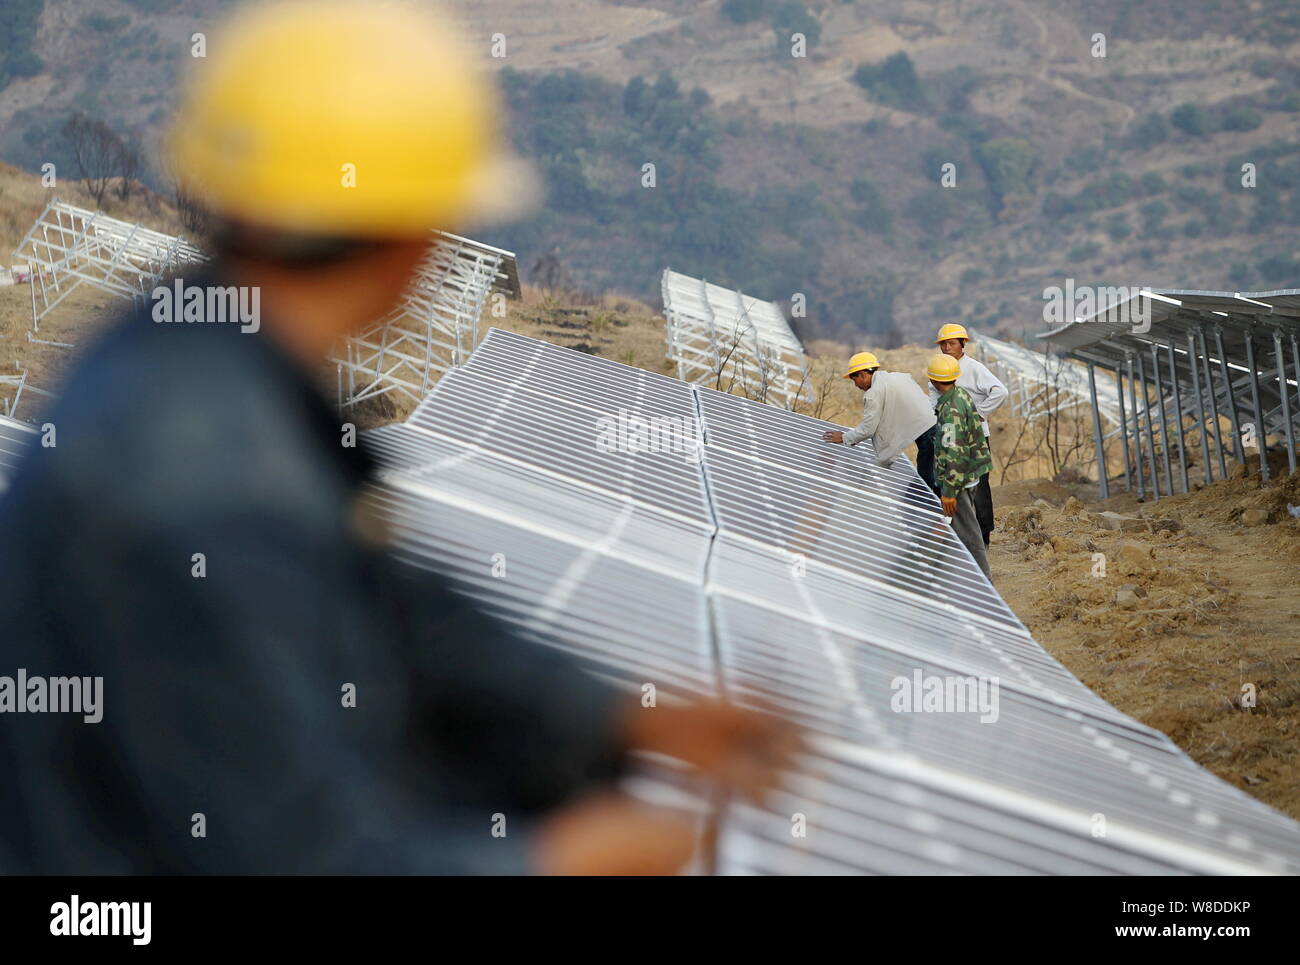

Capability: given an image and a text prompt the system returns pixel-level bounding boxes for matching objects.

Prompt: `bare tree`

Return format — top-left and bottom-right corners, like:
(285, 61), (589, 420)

(998, 412), (1044, 484)
(112, 134), (143, 202)
(710, 324), (747, 394)
(1039, 352), (1090, 478)
(62, 112), (122, 205)
(807, 365), (841, 421)
(529, 250), (574, 292)
(172, 182), (210, 238)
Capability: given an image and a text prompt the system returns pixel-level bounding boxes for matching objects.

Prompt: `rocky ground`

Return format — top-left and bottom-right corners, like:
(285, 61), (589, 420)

(991, 458), (1300, 820)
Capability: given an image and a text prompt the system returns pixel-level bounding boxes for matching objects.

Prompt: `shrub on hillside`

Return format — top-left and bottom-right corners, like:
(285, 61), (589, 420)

(854, 53), (926, 111)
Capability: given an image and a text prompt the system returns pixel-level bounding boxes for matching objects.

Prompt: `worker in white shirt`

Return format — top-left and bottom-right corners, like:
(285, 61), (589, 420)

(822, 352), (937, 490)
(927, 324), (1008, 546)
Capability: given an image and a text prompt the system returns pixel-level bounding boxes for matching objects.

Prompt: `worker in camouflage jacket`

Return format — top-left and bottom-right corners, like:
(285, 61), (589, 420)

(926, 355), (993, 580)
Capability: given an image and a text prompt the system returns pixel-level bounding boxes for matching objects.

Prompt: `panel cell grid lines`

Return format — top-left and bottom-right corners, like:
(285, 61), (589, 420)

(661, 268), (811, 409)
(365, 328), (1300, 875)
(0, 414), (38, 490)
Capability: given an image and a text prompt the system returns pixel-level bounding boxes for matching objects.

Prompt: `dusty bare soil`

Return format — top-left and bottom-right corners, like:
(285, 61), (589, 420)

(991, 466), (1300, 820)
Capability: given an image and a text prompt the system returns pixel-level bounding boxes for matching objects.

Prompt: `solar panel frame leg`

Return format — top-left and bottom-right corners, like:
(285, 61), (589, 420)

(1291, 332), (1300, 459)
(1274, 329), (1297, 476)
(1242, 328), (1269, 482)
(1114, 362), (1132, 491)
(1126, 354), (1145, 499)
(1151, 344), (1175, 496)
(1086, 362), (1109, 499)
(1137, 351), (1161, 500)
(1185, 332), (1213, 485)
(1212, 327), (1246, 466)
(1198, 328), (1230, 479)
(1166, 341), (1190, 493)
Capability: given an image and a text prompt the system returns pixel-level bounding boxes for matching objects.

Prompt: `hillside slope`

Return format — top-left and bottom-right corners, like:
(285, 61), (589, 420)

(2, 0), (1298, 345)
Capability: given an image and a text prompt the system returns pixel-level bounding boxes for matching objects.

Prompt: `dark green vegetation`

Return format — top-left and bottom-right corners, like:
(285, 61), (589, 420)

(0, 0), (45, 91)
(494, 61), (1300, 341)
(2, 1), (1298, 343)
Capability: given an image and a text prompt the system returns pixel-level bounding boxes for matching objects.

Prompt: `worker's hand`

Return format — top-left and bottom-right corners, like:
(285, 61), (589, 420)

(533, 790), (696, 876)
(822, 430), (844, 443)
(623, 698), (801, 803)
(941, 496), (958, 517)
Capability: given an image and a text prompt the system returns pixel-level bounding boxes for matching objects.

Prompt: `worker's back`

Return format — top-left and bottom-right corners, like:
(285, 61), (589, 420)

(863, 370), (936, 465)
(0, 280), (622, 873)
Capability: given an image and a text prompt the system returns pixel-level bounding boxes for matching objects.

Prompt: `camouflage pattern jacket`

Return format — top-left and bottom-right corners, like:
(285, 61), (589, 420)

(933, 385), (993, 498)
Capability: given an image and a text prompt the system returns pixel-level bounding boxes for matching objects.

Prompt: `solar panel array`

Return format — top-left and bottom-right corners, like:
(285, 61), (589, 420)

(1039, 288), (1300, 491)
(367, 328), (1300, 875)
(662, 268), (811, 409)
(0, 414), (38, 492)
(976, 332), (1123, 427)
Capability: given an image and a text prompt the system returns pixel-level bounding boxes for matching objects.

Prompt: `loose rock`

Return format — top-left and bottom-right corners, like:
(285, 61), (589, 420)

(1094, 511), (1149, 533)
(1051, 535), (1086, 554)
(1114, 541), (1155, 576)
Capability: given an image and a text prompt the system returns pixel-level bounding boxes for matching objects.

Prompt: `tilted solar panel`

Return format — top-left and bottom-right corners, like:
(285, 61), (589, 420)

(0, 415), (38, 490)
(367, 328), (1300, 875)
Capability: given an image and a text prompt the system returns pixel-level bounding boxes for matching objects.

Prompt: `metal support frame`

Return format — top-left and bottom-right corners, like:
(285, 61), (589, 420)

(1151, 344), (1174, 495)
(1185, 332), (1212, 485)
(1242, 330), (1269, 481)
(1291, 333), (1300, 431)
(11, 199), (208, 331)
(1136, 351), (1160, 499)
(1274, 329), (1297, 475)
(1126, 354), (1145, 500)
(1040, 288), (1300, 488)
(331, 231), (518, 408)
(0, 369), (55, 420)
(1198, 328), (1229, 479)
(1114, 362), (1131, 491)
(1086, 362), (1108, 499)
(661, 268), (812, 409)
(1213, 327), (1245, 465)
(1166, 341), (1189, 493)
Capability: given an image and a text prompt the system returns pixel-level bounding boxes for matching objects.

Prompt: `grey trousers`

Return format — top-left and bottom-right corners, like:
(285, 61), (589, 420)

(952, 487), (992, 580)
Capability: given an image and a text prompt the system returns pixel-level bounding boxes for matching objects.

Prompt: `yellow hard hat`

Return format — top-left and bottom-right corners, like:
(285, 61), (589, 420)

(166, 0), (537, 237)
(926, 354), (961, 382)
(935, 323), (970, 343)
(844, 351), (880, 378)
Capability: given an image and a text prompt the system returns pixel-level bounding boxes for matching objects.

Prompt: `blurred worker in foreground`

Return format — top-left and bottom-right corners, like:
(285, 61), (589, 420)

(822, 352), (937, 490)
(929, 324), (1007, 545)
(926, 354), (993, 580)
(0, 0), (794, 874)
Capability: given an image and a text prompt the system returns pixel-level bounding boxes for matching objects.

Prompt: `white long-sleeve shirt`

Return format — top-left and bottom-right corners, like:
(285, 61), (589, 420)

(926, 353), (1008, 437)
(843, 370), (937, 466)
